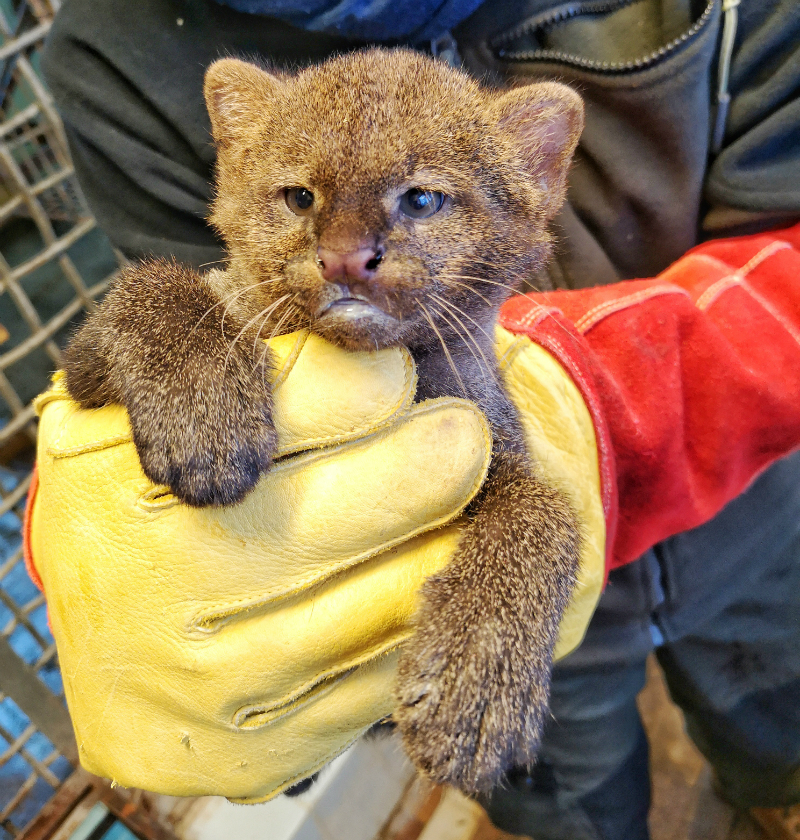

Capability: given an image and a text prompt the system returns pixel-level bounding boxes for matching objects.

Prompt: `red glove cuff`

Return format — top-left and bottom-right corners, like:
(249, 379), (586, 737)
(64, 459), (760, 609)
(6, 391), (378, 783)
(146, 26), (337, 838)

(501, 224), (800, 569)
(23, 465), (43, 590)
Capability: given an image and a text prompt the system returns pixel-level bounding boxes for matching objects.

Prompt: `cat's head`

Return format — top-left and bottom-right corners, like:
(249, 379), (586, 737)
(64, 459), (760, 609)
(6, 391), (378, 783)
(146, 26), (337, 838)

(204, 49), (582, 351)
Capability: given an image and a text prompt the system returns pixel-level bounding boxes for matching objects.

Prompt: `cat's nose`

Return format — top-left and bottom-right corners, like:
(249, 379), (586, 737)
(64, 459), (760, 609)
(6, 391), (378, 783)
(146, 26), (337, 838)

(316, 246), (383, 283)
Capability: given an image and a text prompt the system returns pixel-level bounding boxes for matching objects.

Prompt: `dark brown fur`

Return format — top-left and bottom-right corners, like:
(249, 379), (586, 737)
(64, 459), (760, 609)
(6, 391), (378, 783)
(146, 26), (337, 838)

(64, 49), (584, 793)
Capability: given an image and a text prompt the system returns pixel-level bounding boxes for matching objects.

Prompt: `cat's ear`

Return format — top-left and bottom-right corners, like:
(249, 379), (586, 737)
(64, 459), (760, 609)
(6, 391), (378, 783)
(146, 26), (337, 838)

(492, 83), (584, 218)
(204, 58), (284, 147)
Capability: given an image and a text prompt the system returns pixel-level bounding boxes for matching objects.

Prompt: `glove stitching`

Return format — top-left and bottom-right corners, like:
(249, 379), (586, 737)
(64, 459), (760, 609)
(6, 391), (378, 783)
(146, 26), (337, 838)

(695, 242), (797, 341)
(736, 240), (791, 276)
(232, 635), (408, 729)
(574, 286), (689, 334)
(188, 400), (491, 632)
(270, 330), (308, 389)
(695, 274), (743, 310)
(739, 276), (800, 349)
(495, 330), (526, 371)
(49, 434), (134, 460)
(517, 303), (561, 330)
(33, 371), (68, 416)
(234, 669), (356, 729)
(273, 346), (417, 458)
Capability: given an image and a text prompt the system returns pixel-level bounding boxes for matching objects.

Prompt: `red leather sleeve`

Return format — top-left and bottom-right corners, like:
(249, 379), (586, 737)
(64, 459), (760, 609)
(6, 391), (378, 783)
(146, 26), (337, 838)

(500, 224), (800, 569)
(22, 465), (42, 590)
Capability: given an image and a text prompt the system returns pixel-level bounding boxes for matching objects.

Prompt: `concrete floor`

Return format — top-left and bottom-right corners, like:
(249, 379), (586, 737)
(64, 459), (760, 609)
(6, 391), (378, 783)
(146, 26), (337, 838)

(638, 657), (766, 840)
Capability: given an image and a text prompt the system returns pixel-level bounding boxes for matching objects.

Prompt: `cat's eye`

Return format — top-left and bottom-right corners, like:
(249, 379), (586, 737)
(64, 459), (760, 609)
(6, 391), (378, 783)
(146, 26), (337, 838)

(285, 187), (315, 215)
(399, 188), (446, 219)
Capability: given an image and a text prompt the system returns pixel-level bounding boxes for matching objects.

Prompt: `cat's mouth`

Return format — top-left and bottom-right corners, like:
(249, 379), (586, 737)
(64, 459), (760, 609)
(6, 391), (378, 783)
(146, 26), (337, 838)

(313, 294), (403, 349)
(316, 296), (395, 324)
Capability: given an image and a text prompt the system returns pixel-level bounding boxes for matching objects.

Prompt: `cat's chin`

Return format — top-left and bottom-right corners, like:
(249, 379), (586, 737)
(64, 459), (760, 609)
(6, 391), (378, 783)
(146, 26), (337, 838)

(314, 299), (404, 351)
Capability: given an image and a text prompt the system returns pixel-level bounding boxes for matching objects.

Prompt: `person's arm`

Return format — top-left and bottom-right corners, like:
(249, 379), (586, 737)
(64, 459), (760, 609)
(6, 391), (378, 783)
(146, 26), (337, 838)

(41, 0), (219, 266)
(24, 224), (800, 799)
(502, 222), (800, 570)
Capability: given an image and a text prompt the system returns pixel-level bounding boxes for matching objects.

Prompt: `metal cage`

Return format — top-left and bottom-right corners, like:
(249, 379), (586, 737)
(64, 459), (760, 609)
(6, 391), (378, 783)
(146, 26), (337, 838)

(0, 3), (174, 838)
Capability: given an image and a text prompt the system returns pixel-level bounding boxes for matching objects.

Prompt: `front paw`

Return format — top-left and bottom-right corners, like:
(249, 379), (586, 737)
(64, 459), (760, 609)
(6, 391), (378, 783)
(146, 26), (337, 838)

(129, 369), (277, 508)
(394, 573), (552, 793)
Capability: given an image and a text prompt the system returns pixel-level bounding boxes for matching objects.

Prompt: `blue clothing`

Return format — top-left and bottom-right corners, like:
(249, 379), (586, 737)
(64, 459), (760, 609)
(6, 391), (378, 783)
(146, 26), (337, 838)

(210, 0), (484, 41)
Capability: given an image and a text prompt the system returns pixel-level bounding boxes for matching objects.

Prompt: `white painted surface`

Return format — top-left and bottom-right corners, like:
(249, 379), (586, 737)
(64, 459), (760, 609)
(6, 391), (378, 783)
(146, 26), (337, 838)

(417, 789), (483, 840)
(178, 735), (414, 840)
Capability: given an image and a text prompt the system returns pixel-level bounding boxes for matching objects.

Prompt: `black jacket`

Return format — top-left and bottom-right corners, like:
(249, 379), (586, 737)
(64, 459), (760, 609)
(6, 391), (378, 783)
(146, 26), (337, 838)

(43, 0), (800, 288)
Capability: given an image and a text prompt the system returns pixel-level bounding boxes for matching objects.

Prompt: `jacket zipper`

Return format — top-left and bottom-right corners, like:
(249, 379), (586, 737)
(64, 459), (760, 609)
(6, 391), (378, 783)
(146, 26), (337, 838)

(490, 0), (716, 73)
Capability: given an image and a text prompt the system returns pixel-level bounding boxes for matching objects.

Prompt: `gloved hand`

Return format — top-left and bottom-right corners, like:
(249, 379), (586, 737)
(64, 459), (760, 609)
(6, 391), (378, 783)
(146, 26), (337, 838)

(25, 224), (800, 803)
(26, 327), (606, 802)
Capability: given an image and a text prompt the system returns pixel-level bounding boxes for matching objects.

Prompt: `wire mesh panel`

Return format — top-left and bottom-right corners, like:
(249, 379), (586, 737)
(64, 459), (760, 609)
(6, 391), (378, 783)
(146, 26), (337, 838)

(0, 0), (120, 447)
(0, 0), (124, 835)
(0, 691), (73, 839)
(0, 469), (60, 694)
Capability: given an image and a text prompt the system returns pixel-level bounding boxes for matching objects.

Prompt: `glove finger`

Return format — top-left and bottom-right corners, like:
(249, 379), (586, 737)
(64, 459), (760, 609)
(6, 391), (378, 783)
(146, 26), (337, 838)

(61, 528), (461, 801)
(191, 526), (462, 725)
(130, 398), (490, 620)
(36, 331), (416, 459)
(226, 650), (401, 804)
(268, 331), (417, 455)
(77, 644), (402, 801)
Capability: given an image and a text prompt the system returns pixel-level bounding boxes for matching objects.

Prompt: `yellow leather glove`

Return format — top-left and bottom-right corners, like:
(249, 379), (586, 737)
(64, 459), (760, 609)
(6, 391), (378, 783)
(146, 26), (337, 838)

(27, 328), (605, 803)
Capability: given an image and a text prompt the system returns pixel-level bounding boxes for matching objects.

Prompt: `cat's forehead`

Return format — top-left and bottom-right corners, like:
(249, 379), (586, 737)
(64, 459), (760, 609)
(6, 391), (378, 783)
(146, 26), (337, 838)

(270, 51), (493, 178)
(294, 50), (482, 112)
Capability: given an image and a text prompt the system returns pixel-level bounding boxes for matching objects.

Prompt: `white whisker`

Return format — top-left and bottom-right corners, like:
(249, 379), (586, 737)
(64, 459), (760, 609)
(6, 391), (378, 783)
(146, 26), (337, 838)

(266, 297), (298, 344)
(430, 293), (495, 384)
(419, 301), (467, 397)
(220, 278), (279, 337)
(189, 278), (278, 339)
(441, 272), (527, 298)
(438, 277), (494, 307)
(222, 293), (291, 377)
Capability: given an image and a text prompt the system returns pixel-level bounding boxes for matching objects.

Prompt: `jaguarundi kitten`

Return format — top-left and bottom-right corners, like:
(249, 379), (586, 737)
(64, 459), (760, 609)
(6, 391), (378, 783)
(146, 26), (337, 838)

(63, 49), (584, 794)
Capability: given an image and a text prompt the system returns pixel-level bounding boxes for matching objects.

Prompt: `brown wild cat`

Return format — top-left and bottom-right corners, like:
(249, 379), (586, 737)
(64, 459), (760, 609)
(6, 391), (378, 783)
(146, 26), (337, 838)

(63, 49), (584, 794)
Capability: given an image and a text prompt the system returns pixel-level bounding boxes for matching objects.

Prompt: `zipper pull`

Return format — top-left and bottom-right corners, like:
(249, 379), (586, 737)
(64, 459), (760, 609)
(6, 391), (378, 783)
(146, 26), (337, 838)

(712, 0), (741, 154)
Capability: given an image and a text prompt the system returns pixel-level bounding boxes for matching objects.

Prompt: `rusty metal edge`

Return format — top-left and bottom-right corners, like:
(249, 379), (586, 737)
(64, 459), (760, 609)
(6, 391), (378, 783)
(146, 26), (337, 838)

(20, 767), (182, 840)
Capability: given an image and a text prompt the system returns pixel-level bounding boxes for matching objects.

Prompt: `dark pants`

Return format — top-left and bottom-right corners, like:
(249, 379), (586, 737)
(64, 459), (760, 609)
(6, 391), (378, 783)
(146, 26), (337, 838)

(483, 450), (800, 840)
